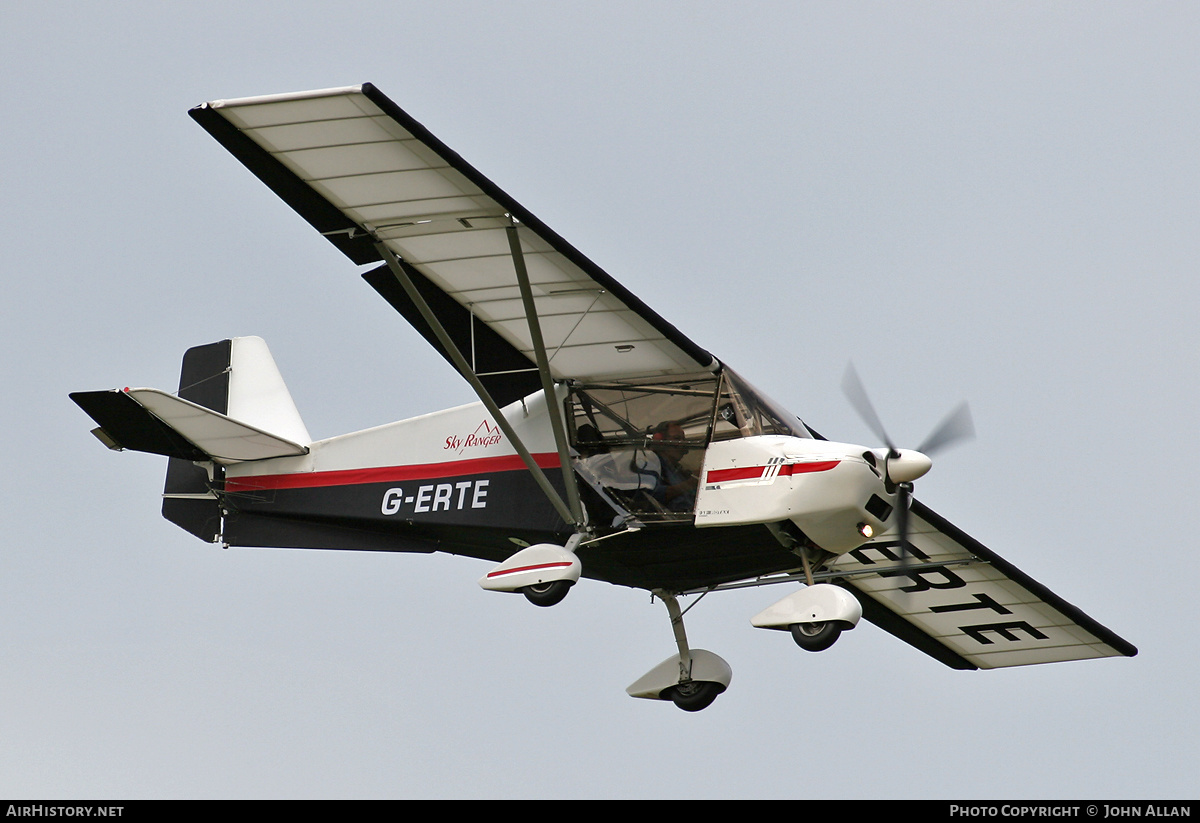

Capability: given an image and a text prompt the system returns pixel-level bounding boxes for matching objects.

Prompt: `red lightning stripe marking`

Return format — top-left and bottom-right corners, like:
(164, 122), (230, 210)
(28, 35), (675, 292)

(705, 460), (840, 484)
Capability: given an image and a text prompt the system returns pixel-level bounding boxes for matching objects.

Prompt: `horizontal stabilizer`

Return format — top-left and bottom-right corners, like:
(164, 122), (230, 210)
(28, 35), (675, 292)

(71, 388), (308, 463)
(71, 389), (208, 461)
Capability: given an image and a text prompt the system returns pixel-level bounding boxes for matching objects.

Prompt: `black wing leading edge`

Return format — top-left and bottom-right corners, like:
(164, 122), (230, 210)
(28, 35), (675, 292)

(189, 84), (715, 403)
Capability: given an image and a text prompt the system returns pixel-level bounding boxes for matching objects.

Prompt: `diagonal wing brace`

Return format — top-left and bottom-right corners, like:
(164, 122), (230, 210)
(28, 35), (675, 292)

(374, 241), (582, 529)
(505, 220), (585, 526)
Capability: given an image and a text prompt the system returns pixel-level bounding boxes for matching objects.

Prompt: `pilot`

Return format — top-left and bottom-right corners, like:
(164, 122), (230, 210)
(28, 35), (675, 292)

(646, 421), (698, 512)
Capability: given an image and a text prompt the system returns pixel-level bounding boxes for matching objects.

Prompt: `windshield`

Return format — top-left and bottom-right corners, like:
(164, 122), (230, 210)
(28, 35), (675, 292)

(712, 369), (808, 441)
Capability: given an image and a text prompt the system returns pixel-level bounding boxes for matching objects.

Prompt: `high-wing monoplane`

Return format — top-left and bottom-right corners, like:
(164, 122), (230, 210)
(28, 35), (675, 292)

(71, 85), (1135, 711)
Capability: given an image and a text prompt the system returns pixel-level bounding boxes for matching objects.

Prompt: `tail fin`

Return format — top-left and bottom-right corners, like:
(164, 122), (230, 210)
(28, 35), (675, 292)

(163, 336), (311, 540)
(71, 336), (310, 541)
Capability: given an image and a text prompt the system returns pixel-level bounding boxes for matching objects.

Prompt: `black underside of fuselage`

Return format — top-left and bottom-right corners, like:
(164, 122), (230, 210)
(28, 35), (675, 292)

(573, 522), (801, 591)
(212, 466), (800, 592)
(225, 511), (798, 592)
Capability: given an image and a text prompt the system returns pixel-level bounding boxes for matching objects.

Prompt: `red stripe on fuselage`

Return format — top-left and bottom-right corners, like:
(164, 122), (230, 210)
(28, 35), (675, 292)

(224, 452), (560, 492)
(705, 460), (840, 484)
(779, 460), (840, 475)
(705, 466), (768, 482)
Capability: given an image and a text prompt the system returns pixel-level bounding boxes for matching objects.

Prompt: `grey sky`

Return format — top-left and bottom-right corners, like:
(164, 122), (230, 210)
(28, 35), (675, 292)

(3, 1), (1195, 798)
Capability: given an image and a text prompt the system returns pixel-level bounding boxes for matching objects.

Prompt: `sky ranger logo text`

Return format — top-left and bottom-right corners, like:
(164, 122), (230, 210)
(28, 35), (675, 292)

(444, 420), (503, 454)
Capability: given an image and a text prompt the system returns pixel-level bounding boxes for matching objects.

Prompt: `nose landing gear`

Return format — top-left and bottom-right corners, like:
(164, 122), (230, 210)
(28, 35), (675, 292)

(751, 582), (862, 649)
(626, 590), (732, 712)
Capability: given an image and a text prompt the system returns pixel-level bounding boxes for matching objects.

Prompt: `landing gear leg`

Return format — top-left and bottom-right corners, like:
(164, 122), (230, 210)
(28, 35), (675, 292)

(626, 592), (732, 709)
(800, 546), (816, 586)
(655, 590), (726, 712)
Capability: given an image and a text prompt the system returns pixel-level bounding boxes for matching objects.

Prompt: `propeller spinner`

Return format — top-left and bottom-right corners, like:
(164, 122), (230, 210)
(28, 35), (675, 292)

(842, 364), (974, 562)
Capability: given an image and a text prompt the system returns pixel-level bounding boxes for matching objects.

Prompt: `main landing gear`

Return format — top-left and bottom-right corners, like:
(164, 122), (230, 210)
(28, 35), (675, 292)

(478, 538), (583, 605)
(480, 540), (730, 711)
(521, 579), (573, 607)
(663, 679), (724, 713)
(626, 581), (862, 712)
(789, 620), (843, 651)
(751, 583), (862, 650)
(626, 590), (732, 712)
(481, 539), (860, 712)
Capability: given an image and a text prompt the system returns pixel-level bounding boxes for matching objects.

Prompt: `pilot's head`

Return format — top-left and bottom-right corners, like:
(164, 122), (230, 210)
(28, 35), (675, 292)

(651, 421), (687, 460)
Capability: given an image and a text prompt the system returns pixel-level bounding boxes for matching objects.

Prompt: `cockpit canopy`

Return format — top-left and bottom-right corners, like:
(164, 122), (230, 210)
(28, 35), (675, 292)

(566, 367), (808, 453)
(565, 368), (809, 524)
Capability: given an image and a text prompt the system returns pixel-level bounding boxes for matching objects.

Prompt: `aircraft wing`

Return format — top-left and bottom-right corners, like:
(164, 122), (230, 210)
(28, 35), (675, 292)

(190, 85), (715, 405)
(828, 499), (1137, 669)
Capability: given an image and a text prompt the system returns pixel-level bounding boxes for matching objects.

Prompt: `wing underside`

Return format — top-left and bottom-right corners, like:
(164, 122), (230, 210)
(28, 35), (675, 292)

(830, 500), (1136, 669)
(190, 85), (714, 391)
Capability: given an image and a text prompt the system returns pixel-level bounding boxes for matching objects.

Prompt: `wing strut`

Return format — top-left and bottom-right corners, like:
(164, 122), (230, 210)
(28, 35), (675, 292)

(374, 242), (580, 529)
(507, 220), (585, 526)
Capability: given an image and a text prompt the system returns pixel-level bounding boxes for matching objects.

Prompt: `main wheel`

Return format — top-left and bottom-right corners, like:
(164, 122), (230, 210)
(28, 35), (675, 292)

(522, 580), (573, 607)
(790, 621), (842, 652)
(664, 680), (724, 712)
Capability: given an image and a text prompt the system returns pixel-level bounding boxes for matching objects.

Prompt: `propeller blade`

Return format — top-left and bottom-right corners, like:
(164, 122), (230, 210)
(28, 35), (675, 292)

(841, 363), (895, 452)
(891, 481), (916, 606)
(917, 401), (975, 456)
(895, 482), (911, 568)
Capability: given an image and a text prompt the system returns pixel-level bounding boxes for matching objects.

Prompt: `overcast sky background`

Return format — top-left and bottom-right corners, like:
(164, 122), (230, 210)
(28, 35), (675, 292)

(3, 1), (1195, 799)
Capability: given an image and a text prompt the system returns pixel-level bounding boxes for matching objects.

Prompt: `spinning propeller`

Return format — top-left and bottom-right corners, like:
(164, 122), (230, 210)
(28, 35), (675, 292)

(841, 364), (975, 566)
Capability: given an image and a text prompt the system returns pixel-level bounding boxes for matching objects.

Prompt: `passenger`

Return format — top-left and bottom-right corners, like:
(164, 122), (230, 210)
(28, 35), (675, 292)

(647, 421), (698, 512)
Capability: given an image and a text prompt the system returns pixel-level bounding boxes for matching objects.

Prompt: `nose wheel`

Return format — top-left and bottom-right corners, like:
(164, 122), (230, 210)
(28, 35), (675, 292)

(626, 590), (732, 712)
(663, 680), (725, 712)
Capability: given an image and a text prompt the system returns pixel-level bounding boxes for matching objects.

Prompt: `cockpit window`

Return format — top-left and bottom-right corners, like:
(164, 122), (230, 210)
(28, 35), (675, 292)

(566, 376), (715, 523)
(567, 377), (718, 450)
(566, 368), (806, 452)
(565, 369), (807, 524)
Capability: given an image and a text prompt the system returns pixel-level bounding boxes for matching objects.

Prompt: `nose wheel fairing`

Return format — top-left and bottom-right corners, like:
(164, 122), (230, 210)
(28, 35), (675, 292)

(626, 649), (732, 710)
(627, 590), (732, 711)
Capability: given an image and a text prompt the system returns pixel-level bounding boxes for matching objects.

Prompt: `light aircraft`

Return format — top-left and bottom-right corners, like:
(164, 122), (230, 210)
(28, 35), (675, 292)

(71, 85), (1136, 711)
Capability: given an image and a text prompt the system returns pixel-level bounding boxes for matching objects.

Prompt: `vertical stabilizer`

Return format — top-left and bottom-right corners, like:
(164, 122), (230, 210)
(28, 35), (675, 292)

(226, 337), (311, 446)
(163, 336), (309, 541)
